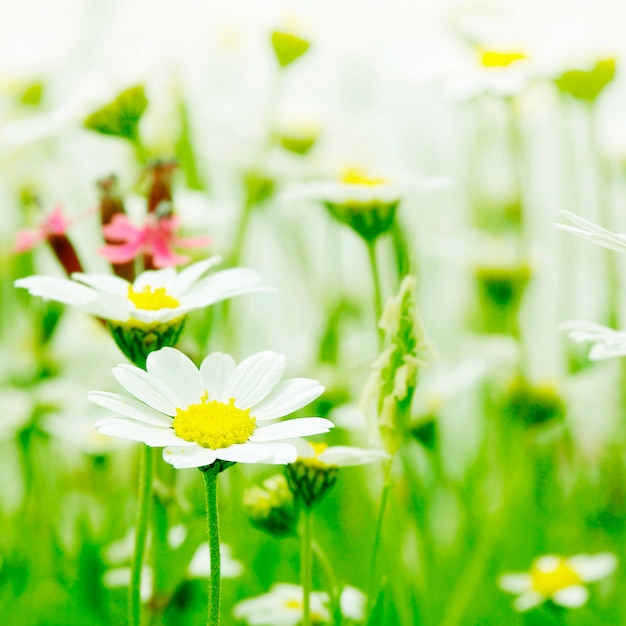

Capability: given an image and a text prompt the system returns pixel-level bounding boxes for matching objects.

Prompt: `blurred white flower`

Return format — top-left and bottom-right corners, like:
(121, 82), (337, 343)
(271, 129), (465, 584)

(339, 586), (367, 621)
(89, 347), (332, 469)
(103, 566), (153, 603)
(499, 553), (617, 612)
(187, 543), (243, 579)
(233, 584), (330, 626)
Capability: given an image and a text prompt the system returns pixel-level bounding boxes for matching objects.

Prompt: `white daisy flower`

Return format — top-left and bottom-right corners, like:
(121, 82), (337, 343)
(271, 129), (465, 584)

(292, 439), (389, 468)
(282, 167), (448, 206)
(560, 320), (626, 361)
(233, 583), (330, 626)
(15, 256), (266, 327)
(499, 553), (617, 612)
(554, 211), (626, 255)
(88, 347), (333, 469)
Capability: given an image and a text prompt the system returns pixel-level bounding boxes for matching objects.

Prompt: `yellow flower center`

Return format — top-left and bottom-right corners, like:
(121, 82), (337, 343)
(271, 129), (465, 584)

(172, 394), (256, 449)
(479, 49), (527, 68)
(530, 557), (582, 596)
(283, 599), (325, 622)
(127, 285), (180, 310)
(340, 167), (387, 187)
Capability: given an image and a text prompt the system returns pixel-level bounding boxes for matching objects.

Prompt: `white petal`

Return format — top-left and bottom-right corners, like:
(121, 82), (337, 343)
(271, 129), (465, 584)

(555, 212), (626, 254)
(250, 418), (334, 442)
(146, 348), (204, 408)
(223, 352), (285, 408)
(252, 378), (324, 420)
(552, 585), (589, 608)
(171, 257), (222, 296)
(15, 275), (96, 305)
(513, 591), (544, 612)
(569, 553), (618, 582)
(318, 446), (389, 467)
(80, 294), (131, 321)
(214, 442), (296, 464)
(87, 391), (172, 427)
(182, 267), (264, 306)
(498, 574), (532, 594)
(112, 364), (180, 416)
(200, 353), (237, 401)
(72, 272), (130, 295)
(162, 445), (216, 469)
(290, 438), (316, 459)
(133, 267), (177, 291)
(96, 418), (183, 446)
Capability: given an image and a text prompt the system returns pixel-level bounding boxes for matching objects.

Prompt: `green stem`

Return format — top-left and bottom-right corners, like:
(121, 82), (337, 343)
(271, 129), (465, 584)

(366, 239), (384, 347)
(203, 470), (221, 626)
(130, 445), (155, 626)
(300, 507), (313, 626)
(367, 460), (392, 615)
(312, 540), (342, 625)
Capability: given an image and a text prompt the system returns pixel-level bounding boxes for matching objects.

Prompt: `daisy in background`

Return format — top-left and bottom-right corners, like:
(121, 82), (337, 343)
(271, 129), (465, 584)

(233, 583), (366, 626)
(499, 553), (617, 612)
(89, 346), (333, 468)
(15, 257), (267, 366)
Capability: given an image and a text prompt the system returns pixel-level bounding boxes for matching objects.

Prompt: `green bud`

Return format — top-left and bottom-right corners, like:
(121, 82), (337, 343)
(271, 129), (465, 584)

(325, 199), (398, 242)
(555, 59), (616, 102)
(107, 317), (186, 369)
(361, 276), (429, 454)
(285, 461), (338, 508)
(19, 81), (44, 107)
(84, 85), (148, 142)
(243, 475), (298, 537)
(244, 169), (275, 206)
(502, 377), (566, 428)
(271, 31), (310, 68)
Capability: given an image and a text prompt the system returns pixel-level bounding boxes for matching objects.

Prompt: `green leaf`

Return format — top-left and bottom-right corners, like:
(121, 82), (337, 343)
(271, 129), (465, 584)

(270, 31), (310, 68)
(555, 59), (616, 102)
(84, 85), (148, 142)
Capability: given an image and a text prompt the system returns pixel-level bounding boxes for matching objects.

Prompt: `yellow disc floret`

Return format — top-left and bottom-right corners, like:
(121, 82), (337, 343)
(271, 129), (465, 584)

(173, 394), (256, 449)
(128, 285), (180, 310)
(479, 49), (527, 68)
(300, 442), (329, 468)
(530, 557), (582, 597)
(340, 167), (387, 187)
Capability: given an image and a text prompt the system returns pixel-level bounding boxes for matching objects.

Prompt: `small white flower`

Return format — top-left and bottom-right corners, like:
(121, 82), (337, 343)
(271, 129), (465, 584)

(340, 586), (367, 621)
(292, 439), (389, 468)
(281, 167), (448, 206)
(103, 566), (153, 602)
(554, 211), (626, 255)
(560, 320), (626, 361)
(233, 584), (330, 626)
(15, 256), (266, 326)
(499, 553), (617, 612)
(88, 347), (333, 469)
(188, 543), (243, 579)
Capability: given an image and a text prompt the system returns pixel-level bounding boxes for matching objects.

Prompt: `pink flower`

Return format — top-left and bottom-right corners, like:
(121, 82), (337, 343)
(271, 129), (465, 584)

(99, 214), (211, 269)
(14, 206), (72, 252)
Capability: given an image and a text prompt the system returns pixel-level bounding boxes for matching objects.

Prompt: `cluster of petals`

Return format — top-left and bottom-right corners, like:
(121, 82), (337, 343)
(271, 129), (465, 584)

(100, 213), (211, 268)
(15, 257), (265, 325)
(499, 553), (617, 612)
(14, 206), (73, 252)
(88, 347), (333, 469)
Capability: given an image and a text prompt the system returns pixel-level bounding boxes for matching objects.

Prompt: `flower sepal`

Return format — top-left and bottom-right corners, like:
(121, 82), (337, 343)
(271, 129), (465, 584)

(199, 459), (237, 477)
(108, 317), (186, 369)
(285, 460), (338, 508)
